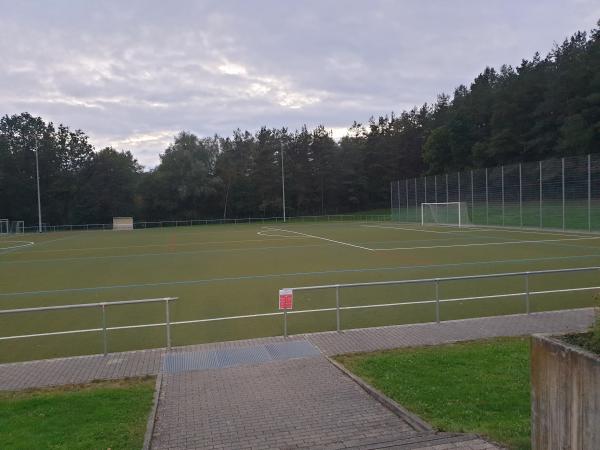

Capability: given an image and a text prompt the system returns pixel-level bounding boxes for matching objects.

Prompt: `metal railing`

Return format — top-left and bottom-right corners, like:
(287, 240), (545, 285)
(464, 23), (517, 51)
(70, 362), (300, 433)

(13, 213), (391, 234)
(1, 266), (598, 358)
(0, 297), (177, 355)
(280, 265), (600, 336)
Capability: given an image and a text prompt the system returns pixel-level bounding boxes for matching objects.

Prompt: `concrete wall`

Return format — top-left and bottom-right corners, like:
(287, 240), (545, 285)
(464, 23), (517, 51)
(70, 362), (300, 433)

(531, 334), (600, 450)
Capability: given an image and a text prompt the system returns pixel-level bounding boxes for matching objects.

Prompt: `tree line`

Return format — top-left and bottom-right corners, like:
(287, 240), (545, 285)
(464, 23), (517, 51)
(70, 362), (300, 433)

(1, 22), (599, 225)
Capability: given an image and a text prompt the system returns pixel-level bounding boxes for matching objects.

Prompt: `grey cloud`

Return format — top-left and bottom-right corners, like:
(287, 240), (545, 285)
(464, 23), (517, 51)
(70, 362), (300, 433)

(1, 0), (598, 167)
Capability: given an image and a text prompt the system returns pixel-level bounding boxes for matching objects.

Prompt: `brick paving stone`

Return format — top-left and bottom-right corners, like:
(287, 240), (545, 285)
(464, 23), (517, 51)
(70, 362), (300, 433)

(151, 356), (418, 449)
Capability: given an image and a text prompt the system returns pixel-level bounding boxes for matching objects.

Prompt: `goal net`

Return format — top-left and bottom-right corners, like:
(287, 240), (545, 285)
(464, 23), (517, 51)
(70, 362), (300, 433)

(421, 202), (471, 227)
(113, 217), (134, 231)
(0, 219), (8, 234)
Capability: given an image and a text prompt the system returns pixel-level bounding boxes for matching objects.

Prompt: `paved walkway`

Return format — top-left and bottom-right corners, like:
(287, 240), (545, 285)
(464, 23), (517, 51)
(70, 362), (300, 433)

(151, 354), (497, 450)
(0, 309), (594, 449)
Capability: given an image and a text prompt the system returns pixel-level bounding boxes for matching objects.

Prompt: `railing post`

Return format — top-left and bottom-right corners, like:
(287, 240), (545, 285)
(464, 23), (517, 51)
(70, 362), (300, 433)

(283, 310), (288, 338)
(101, 303), (107, 356)
(336, 285), (341, 333)
(165, 299), (171, 350)
(525, 273), (530, 315)
(435, 279), (440, 323)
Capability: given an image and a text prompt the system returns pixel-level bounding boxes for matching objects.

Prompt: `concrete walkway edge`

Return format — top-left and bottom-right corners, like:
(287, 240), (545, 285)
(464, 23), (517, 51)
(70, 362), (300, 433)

(327, 356), (433, 432)
(142, 373), (163, 450)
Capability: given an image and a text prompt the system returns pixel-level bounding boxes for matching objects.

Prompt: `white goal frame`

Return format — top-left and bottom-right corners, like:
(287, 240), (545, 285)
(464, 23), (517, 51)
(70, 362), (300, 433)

(113, 217), (134, 231)
(421, 202), (469, 228)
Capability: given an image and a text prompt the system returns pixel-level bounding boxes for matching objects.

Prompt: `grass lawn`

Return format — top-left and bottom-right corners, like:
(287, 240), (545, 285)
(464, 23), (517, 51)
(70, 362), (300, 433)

(336, 337), (531, 450)
(0, 377), (155, 450)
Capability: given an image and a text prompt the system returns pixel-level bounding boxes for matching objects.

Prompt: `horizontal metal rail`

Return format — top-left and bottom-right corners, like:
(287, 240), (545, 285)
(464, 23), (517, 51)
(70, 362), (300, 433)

(3, 283), (597, 343)
(280, 265), (600, 335)
(0, 297), (177, 315)
(0, 297), (177, 355)
(1, 266), (599, 355)
(15, 213), (392, 234)
(286, 266), (600, 292)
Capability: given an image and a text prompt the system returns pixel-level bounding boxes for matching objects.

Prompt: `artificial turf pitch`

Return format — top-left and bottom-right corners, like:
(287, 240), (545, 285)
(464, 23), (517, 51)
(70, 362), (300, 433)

(1, 220), (599, 362)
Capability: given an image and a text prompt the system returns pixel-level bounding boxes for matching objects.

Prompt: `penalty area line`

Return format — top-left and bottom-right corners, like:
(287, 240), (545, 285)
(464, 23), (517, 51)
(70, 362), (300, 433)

(264, 227), (374, 251)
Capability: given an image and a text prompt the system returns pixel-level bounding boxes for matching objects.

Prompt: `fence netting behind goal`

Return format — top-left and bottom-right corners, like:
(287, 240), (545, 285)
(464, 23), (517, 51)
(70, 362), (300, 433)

(391, 153), (600, 232)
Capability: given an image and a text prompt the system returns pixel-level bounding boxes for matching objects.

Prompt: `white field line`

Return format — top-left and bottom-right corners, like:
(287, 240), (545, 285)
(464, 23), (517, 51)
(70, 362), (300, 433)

(463, 226), (592, 238)
(372, 236), (600, 251)
(362, 224), (476, 235)
(363, 223), (591, 239)
(264, 227), (374, 251)
(257, 231), (308, 238)
(6, 236), (308, 256)
(0, 241), (35, 251)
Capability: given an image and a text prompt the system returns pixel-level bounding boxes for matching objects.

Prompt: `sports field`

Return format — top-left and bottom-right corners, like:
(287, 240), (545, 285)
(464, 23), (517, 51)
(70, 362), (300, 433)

(1, 219), (600, 363)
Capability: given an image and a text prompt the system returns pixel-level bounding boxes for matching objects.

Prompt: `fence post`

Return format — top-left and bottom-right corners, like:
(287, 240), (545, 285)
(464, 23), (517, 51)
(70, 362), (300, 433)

(540, 160), (543, 229)
(434, 175), (438, 202)
(485, 167), (489, 225)
(414, 178), (418, 222)
(588, 154), (592, 232)
(525, 273), (530, 315)
(458, 172), (461, 203)
(165, 299), (172, 350)
(519, 163), (523, 227)
(283, 310), (288, 338)
(336, 286), (341, 333)
(397, 181), (401, 222)
(101, 303), (107, 356)
(501, 165), (505, 226)
(435, 279), (440, 323)
(390, 182), (393, 218)
(470, 170), (474, 222)
(562, 157), (565, 230)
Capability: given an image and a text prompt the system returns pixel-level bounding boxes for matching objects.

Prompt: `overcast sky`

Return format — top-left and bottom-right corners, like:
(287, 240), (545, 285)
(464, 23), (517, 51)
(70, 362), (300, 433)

(1, 1), (599, 167)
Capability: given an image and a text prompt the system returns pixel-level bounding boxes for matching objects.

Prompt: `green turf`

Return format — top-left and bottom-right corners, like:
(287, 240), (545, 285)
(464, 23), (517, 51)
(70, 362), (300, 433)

(1, 218), (600, 362)
(336, 338), (531, 450)
(0, 377), (155, 450)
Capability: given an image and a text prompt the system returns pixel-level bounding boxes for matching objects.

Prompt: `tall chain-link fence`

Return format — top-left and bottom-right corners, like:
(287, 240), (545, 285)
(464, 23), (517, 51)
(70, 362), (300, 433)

(391, 153), (600, 231)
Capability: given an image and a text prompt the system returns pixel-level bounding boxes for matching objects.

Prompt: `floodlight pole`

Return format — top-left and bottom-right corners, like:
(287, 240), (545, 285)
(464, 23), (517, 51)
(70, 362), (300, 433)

(281, 143), (286, 223)
(34, 133), (43, 233)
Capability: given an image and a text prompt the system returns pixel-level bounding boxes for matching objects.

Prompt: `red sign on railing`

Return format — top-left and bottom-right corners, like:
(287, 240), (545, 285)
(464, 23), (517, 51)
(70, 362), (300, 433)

(278, 288), (293, 310)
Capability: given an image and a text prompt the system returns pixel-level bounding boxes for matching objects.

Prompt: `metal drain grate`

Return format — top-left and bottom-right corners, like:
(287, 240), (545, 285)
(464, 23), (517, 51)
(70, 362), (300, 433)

(163, 340), (320, 373)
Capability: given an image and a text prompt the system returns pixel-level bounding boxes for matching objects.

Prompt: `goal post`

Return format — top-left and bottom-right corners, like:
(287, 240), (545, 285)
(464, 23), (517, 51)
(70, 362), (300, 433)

(113, 217), (134, 231)
(421, 202), (470, 227)
(13, 221), (25, 234)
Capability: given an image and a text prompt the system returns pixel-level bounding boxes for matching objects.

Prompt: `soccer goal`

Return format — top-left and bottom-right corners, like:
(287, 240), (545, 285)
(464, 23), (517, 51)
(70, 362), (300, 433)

(421, 202), (471, 227)
(113, 217), (134, 231)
